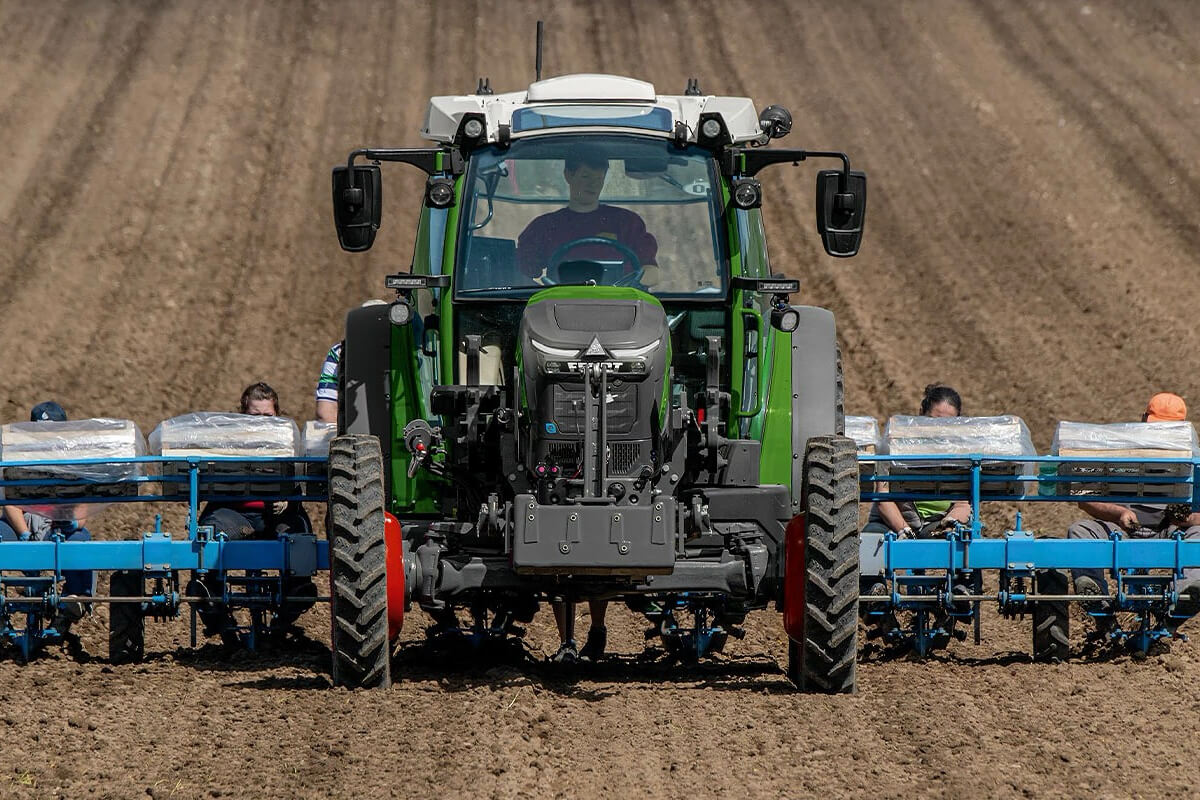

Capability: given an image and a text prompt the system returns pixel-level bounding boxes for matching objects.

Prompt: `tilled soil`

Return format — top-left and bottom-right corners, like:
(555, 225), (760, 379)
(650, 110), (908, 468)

(3, 1), (1200, 797)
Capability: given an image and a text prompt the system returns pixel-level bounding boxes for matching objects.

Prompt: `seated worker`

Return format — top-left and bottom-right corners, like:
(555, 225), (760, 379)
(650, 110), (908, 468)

(1068, 392), (1200, 630)
(0, 401), (95, 637)
(314, 300), (389, 423)
(190, 382), (315, 641)
(864, 384), (973, 538)
(517, 147), (661, 288)
(315, 342), (340, 423)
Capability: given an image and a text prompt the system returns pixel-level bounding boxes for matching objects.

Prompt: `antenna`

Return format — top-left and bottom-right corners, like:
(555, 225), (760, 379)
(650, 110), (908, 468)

(535, 20), (544, 81)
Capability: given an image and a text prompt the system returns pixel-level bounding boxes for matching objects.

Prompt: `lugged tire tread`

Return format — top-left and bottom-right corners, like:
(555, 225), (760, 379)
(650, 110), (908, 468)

(329, 434), (391, 689)
(1032, 569), (1070, 662)
(789, 435), (859, 694)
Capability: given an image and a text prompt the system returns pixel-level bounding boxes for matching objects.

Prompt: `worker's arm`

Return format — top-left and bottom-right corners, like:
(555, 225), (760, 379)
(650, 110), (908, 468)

(315, 400), (338, 423)
(944, 500), (973, 525)
(3, 506), (30, 538)
(875, 500), (911, 535)
(1077, 501), (1138, 531)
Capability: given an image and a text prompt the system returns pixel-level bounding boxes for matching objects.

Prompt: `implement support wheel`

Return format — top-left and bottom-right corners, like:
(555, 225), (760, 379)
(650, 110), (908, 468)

(789, 435), (859, 693)
(329, 434), (391, 689)
(1032, 569), (1070, 662)
(108, 570), (145, 665)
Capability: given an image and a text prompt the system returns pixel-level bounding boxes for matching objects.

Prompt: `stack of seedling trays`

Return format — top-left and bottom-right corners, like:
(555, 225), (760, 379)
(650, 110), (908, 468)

(884, 414), (1036, 497)
(151, 413), (301, 499)
(0, 419), (146, 518)
(1051, 420), (1197, 499)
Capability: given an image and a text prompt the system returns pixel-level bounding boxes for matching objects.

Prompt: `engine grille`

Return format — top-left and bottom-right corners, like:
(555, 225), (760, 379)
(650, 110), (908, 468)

(546, 441), (581, 466)
(550, 383), (637, 435)
(609, 441), (647, 476)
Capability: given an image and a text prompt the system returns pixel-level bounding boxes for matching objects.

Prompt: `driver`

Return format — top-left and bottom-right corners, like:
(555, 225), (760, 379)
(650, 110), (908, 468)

(516, 147), (661, 287)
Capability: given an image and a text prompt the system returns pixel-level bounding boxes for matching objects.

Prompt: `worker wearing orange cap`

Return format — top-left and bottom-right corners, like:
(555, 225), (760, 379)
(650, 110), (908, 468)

(1067, 392), (1200, 638)
(1143, 392), (1188, 423)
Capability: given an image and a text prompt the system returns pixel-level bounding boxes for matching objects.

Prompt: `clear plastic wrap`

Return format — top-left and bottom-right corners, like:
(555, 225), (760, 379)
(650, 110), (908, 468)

(845, 415), (884, 481)
(302, 421), (337, 497)
(302, 421), (337, 457)
(150, 413), (301, 456)
(1051, 420), (1198, 498)
(0, 418), (147, 520)
(884, 415), (1036, 496)
(885, 415), (1036, 456)
(150, 413), (301, 498)
(1051, 420), (1199, 455)
(844, 416), (882, 454)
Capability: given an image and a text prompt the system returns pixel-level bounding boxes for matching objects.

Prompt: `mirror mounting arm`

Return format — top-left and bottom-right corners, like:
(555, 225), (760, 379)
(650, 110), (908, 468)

(345, 147), (464, 180)
(722, 148), (851, 183)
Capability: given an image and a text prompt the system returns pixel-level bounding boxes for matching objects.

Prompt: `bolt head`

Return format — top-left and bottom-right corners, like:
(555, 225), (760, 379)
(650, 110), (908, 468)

(560, 543), (570, 554)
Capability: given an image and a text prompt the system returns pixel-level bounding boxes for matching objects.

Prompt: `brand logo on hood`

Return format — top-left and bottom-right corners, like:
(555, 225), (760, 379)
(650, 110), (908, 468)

(583, 336), (609, 359)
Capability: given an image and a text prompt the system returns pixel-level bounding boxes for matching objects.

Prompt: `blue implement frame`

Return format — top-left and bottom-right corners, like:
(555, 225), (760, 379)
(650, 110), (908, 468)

(0, 455), (329, 661)
(858, 453), (1200, 656)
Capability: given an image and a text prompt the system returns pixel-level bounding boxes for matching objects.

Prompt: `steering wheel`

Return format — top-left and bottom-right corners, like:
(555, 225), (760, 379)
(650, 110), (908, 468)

(545, 236), (644, 287)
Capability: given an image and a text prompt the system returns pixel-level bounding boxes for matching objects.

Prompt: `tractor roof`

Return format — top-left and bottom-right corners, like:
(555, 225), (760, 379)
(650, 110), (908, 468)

(420, 73), (767, 147)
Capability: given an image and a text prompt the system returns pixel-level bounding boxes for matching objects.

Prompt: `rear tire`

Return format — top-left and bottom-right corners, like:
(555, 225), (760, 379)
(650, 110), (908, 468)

(1032, 569), (1070, 662)
(108, 570), (145, 665)
(789, 435), (859, 693)
(329, 434), (391, 689)
(834, 344), (845, 436)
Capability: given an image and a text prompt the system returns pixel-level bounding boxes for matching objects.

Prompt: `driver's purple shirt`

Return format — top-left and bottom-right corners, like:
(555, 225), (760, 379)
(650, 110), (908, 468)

(516, 205), (657, 278)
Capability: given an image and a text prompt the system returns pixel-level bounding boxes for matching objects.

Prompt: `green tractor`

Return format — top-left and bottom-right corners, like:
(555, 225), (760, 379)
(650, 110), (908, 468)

(328, 73), (866, 691)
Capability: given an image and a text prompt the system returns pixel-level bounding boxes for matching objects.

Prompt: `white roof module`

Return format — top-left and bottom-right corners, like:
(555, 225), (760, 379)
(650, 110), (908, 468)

(419, 73), (769, 147)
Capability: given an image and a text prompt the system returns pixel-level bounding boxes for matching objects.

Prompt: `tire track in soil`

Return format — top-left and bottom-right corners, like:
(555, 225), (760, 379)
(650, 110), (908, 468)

(0, 4), (74, 111)
(968, 0), (1200, 408)
(0, 4), (138, 264)
(22, 2), (217, 418)
(5, 3), (253, 424)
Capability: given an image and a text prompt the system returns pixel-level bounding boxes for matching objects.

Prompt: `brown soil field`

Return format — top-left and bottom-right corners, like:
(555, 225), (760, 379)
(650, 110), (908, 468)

(3, 1), (1200, 797)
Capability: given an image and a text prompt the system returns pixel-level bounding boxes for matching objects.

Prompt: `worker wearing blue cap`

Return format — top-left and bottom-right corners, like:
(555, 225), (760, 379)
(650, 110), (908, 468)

(0, 401), (96, 639)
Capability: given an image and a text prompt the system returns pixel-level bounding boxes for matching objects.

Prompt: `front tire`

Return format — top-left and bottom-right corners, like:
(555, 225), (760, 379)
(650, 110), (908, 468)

(329, 434), (391, 688)
(789, 435), (859, 693)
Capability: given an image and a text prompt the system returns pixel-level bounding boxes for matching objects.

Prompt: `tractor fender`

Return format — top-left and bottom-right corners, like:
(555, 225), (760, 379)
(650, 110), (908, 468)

(788, 306), (838, 517)
(384, 512), (405, 639)
(782, 513), (806, 642)
(340, 304), (393, 487)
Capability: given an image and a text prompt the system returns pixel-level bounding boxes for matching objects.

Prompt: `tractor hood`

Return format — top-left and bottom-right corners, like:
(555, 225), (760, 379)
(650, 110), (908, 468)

(519, 287), (669, 377)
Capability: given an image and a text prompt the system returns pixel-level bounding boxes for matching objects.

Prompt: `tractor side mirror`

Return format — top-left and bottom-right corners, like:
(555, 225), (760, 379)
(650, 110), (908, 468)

(332, 165), (382, 252)
(815, 169), (866, 258)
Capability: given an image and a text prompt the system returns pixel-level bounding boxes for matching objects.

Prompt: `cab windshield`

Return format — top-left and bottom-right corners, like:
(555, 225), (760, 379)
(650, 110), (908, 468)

(454, 134), (727, 299)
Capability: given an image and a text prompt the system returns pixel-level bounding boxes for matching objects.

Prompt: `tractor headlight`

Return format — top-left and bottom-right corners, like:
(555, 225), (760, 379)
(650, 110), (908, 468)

(389, 299), (414, 327)
(425, 177), (456, 209)
(732, 178), (763, 210)
(462, 118), (484, 139)
(771, 306), (801, 333)
(697, 113), (730, 147)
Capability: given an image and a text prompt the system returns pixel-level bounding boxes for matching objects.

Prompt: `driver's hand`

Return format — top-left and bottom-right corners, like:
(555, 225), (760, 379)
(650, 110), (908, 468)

(271, 500), (288, 516)
(640, 264), (662, 287)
